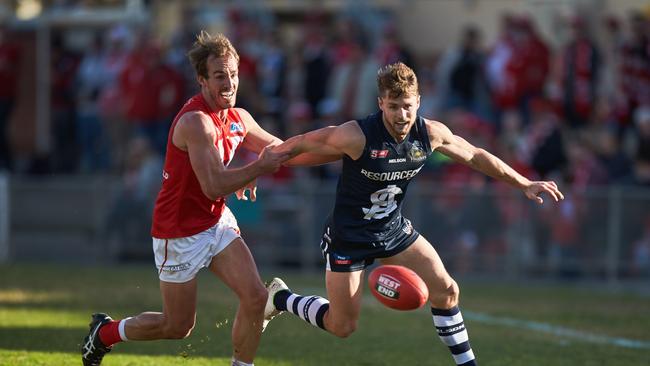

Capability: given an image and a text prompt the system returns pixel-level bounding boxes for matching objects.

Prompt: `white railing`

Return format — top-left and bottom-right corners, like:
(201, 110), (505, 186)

(0, 173), (9, 263)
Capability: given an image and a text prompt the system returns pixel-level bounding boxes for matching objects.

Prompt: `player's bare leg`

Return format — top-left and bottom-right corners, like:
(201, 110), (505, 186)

(380, 236), (458, 309)
(322, 270), (365, 337)
(209, 238), (267, 364)
(263, 270), (363, 337)
(123, 279), (199, 340)
(82, 277), (198, 365)
(381, 235), (477, 366)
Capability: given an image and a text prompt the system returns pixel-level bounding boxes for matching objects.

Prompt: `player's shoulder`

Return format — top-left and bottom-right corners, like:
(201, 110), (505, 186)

(422, 118), (452, 141)
(231, 107), (258, 131)
(178, 110), (210, 126)
(422, 117), (446, 129)
(176, 110), (216, 137)
(233, 107), (254, 122)
(331, 120), (364, 142)
(340, 119), (362, 130)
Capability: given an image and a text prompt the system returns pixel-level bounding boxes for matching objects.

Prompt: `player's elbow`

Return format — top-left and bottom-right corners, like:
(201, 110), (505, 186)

(202, 187), (220, 201)
(202, 183), (227, 201)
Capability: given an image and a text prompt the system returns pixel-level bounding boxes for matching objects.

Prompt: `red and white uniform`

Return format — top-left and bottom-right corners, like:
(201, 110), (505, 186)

(151, 93), (247, 238)
(151, 94), (248, 282)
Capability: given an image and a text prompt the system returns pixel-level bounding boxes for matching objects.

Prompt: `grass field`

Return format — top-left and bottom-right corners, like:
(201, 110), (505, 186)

(1, 264), (649, 366)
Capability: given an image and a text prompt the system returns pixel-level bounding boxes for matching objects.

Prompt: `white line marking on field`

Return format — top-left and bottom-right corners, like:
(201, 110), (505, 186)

(297, 287), (650, 350)
(463, 311), (650, 350)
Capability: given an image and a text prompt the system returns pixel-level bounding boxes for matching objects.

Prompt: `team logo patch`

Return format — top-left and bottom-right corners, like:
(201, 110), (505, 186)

(375, 274), (401, 300)
(229, 122), (244, 133)
(408, 144), (426, 162)
(370, 149), (389, 159)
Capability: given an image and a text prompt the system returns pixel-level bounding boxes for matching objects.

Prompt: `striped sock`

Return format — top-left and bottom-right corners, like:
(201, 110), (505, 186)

(231, 358), (253, 366)
(273, 290), (329, 330)
(431, 306), (476, 365)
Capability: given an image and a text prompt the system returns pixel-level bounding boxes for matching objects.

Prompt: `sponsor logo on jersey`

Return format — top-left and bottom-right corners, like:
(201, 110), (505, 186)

(375, 274), (401, 299)
(360, 167), (422, 181)
(408, 143), (427, 162)
(388, 158), (407, 164)
(229, 122), (244, 133)
(370, 149), (389, 159)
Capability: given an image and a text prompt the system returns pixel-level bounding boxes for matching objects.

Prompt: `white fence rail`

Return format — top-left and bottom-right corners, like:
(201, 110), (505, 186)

(0, 174), (9, 263)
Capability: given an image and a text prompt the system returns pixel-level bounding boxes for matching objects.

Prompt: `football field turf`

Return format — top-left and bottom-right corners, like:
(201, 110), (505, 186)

(1, 264), (648, 365)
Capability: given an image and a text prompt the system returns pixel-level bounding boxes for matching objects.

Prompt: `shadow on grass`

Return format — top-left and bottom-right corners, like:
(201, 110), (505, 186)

(0, 326), (234, 358)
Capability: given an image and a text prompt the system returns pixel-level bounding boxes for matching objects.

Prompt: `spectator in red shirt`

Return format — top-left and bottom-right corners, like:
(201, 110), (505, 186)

(119, 38), (184, 156)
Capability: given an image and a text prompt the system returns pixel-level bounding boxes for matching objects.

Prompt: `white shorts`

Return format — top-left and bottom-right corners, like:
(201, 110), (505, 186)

(153, 206), (240, 283)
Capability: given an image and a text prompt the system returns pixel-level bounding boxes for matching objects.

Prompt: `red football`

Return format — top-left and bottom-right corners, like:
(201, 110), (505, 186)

(368, 265), (429, 311)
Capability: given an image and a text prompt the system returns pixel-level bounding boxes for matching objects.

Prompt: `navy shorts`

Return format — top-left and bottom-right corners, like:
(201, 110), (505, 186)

(320, 218), (419, 272)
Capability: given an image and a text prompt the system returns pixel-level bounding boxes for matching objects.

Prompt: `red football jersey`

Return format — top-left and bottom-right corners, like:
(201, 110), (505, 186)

(151, 94), (247, 238)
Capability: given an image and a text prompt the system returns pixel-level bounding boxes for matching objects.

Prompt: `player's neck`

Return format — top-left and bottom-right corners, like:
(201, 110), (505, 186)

(382, 119), (408, 143)
(201, 89), (228, 121)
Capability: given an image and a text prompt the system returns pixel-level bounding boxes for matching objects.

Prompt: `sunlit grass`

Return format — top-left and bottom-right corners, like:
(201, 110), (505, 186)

(0, 289), (73, 304)
(0, 264), (648, 365)
(0, 308), (85, 328)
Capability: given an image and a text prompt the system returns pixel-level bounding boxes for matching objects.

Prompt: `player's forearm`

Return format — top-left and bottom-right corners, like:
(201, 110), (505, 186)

(285, 152), (342, 167)
(469, 149), (530, 189)
(274, 134), (312, 156)
(206, 162), (263, 199)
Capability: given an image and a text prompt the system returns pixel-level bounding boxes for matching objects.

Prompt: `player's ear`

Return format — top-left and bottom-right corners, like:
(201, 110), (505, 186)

(197, 75), (207, 88)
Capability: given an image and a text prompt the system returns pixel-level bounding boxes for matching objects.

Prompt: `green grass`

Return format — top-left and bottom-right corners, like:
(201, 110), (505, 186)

(1, 264), (649, 365)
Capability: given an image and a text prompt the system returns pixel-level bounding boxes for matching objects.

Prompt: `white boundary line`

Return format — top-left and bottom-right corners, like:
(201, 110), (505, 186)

(292, 286), (650, 350)
(463, 311), (650, 350)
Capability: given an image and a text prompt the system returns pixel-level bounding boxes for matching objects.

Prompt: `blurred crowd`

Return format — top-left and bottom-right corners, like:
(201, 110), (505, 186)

(0, 8), (648, 186)
(0, 5), (649, 273)
(0, 8), (648, 187)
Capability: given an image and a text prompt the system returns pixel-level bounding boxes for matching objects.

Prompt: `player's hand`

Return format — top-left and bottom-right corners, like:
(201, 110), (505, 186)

(257, 145), (292, 174)
(523, 181), (565, 205)
(235, 179), (257, 202)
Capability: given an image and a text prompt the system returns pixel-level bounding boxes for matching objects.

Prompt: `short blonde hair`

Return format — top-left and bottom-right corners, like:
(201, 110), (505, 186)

(187, 30), (240, 79)
(377, 62), (419, 98)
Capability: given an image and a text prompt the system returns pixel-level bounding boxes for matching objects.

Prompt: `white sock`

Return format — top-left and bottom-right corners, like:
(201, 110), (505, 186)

(231, 357), (253, 366)
(118, 317), (132, 341)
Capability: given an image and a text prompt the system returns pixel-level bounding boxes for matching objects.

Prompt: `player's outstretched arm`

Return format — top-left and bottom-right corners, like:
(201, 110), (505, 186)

(427, 119), (564, 204)
(276, 121), (365, 167)
(236, 108), (283, 153)
(174, 112), (292, 200)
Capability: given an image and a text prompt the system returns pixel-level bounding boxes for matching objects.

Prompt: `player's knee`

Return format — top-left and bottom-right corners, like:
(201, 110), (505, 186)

(443, 279), (460, 308)
(329, 321), (357, 338)
(430, 278), (459, 309)
(164, 320), (195, 339)
(239, 284), (268, 313)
